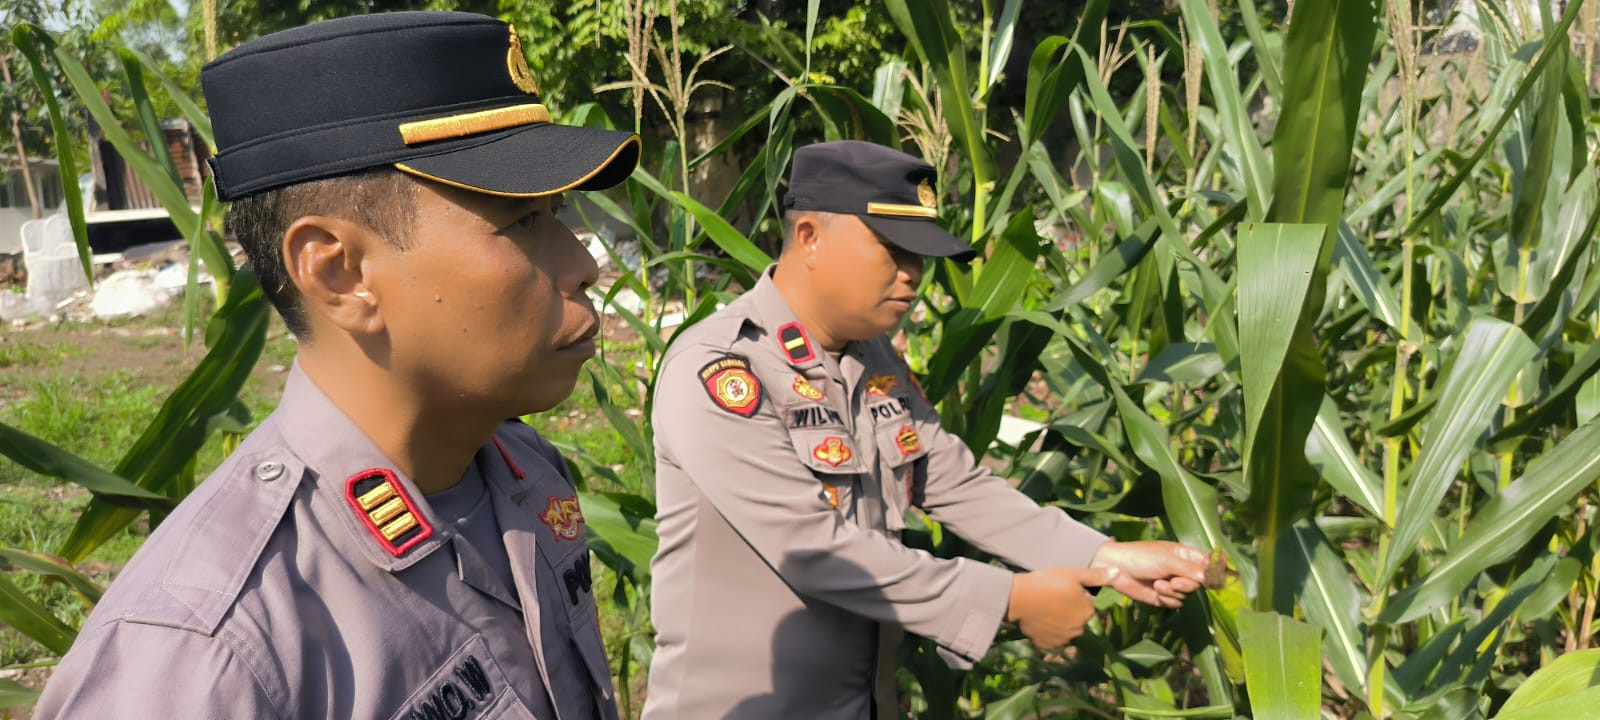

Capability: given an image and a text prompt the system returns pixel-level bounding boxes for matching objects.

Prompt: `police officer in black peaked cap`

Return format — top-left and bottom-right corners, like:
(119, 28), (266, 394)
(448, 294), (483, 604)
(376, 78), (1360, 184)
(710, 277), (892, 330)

(37, 12), (635, 718)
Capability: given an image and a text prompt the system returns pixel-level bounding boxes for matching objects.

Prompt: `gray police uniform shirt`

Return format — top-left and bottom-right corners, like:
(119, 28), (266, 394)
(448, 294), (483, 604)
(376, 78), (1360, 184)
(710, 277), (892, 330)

(643, 269), (1109, 719)
(35, 364), (617, 720)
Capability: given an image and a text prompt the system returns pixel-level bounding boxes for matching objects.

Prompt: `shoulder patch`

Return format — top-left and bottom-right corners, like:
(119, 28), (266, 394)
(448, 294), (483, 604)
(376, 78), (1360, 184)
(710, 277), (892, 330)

(777, 322), (817, 364)
(699, 355), (763, 417)
(345, 468), (434, 557)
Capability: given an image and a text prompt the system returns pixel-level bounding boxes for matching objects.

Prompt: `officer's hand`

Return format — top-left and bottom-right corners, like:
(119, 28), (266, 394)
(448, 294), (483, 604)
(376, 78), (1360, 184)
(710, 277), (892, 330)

(1090, 540), (1210, 608)
(1006, 566), (1118, 649)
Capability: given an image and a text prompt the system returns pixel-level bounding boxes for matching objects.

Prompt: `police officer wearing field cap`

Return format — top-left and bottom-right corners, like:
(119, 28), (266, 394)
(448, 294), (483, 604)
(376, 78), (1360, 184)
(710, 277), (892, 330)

(643, 140), (1212, 718)
(38, 12), (635, 718)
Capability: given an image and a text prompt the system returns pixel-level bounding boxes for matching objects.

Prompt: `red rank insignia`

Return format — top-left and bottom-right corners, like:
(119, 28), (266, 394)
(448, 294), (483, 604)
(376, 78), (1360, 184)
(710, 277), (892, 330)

(865, 373), (899, 398)
(345, 468), (433, 557)
(699, 355), (762, 417)
(792, 375), (824, 402)
(812, 437), (853, 467)
(895, 425), (922, 456)
(541, 495), (585, 541)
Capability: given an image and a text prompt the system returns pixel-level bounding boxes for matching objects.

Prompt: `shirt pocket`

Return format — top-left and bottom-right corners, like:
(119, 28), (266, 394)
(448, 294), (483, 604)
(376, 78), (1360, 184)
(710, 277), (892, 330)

(787, 426), (866, 513)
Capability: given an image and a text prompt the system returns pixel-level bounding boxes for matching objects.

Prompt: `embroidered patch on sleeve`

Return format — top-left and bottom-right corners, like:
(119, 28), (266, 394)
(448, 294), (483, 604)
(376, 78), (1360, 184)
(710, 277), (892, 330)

(541, 495), (585, 541)
(895, 425), (923, 456)
(792, 375), (824, 402)
(699, 355), (763, 417)
(812, 436), (853, 467)
(865, 373), (900, 398)
(777, 322), (816, 364)
(345, 468), (433, 557)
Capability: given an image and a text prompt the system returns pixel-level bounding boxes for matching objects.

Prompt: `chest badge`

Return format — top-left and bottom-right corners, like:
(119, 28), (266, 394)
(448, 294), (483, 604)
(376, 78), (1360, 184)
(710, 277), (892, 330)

(699, 355), (763, 417)
(895, 425), (923, 456)
(345, 468), (433, 557)
(812, 437), (854, 467)
(792, 375), (824, 402)
(541, 495), (585, 541)
(865, 373), (899, 398)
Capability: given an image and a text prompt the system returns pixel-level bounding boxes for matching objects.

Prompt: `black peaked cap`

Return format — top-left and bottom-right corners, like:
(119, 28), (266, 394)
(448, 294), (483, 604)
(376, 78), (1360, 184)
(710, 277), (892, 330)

(784, 140), (974, 262)
(202, 11), (640, 200)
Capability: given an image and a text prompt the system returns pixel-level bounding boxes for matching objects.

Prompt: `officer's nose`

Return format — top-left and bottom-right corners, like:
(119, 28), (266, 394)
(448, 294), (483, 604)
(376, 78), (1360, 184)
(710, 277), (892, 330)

(896, 253), (924, 287)
(556, 222), (601, 298)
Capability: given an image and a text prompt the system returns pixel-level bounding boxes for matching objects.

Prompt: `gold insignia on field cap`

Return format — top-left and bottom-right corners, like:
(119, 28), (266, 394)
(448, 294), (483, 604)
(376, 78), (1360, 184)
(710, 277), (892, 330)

(506, 26), (539, 95)
(917, 178), (937, 209)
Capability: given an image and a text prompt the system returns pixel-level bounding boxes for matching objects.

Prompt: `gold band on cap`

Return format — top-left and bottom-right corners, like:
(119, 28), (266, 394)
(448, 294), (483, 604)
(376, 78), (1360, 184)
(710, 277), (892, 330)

(867, 202), (939, 219)
(398, 103), (551, 145)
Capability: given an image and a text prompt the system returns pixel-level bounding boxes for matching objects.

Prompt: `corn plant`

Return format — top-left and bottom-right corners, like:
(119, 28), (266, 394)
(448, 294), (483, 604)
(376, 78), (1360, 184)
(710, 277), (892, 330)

(0, 23), (267, 710)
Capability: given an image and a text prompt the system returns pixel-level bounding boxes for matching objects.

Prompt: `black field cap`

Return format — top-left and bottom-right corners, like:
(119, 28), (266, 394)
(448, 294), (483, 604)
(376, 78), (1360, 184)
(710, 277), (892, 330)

(201, 11), (640, 201)
(783, 140), (974, 262)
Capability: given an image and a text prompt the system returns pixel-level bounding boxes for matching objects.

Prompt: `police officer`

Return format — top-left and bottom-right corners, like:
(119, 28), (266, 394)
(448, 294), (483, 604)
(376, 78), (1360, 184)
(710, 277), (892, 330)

(644, 140), (1211, 718)
(36, 12), (636, 718)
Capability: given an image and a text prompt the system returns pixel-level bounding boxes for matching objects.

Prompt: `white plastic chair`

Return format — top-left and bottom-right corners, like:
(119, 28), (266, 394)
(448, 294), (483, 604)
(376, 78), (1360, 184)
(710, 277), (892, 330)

(22, 215), (89, 304)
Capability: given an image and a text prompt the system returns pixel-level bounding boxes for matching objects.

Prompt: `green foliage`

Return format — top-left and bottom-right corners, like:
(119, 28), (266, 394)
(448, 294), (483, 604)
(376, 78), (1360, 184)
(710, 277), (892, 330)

(11, 0), (1600, 718)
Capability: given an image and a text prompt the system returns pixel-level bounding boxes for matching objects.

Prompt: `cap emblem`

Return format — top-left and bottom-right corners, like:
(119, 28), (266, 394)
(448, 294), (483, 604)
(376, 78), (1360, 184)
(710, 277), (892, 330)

(792, 375), (824, 402)
(540, 495), (585, 541)
(812, 437), (853, 467)
(917, 178), (937, 209)
(700, 355), (763, 417)
(345, 468), (433, 557)
(507, 26), (539, 95)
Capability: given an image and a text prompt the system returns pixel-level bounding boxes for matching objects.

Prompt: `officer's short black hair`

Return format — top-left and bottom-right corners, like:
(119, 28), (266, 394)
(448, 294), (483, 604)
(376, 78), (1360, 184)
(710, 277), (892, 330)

(226, 168), (418, 338)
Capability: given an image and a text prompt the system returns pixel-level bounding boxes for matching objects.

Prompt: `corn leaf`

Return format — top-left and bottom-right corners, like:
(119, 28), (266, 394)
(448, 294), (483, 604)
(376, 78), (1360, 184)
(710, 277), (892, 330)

(1381, 318), (1539, 587)
(11, 24), (92, 283)
(0, 546), (103, 604)
(1383, 415), (1600, 623)
(1494, 649), (1600, 719)
(0, 572), (75, 655)
(1238, 609), (1321, 719)
(59, 270), (270, 563)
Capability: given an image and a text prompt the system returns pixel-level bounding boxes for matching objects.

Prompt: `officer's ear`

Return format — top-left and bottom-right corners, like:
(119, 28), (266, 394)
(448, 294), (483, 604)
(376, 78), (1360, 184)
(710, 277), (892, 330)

(787, 211), (826, 269)
(282, 215), (385, 337)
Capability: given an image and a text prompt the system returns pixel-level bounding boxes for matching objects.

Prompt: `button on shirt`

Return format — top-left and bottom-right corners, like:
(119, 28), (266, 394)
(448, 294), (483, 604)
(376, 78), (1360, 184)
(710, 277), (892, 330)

(35, 364), (616, 720)
(643, 269), (1110, 719)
